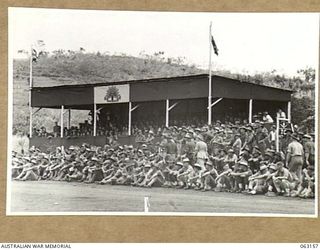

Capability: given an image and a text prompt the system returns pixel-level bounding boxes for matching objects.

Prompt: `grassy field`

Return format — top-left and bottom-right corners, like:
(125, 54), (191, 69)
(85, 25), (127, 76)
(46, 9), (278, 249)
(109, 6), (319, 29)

(10, 181), (315, 215)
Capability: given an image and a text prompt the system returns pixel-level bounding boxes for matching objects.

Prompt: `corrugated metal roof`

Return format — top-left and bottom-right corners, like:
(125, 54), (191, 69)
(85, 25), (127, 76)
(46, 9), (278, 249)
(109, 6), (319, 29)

(32, 73), (293, 93)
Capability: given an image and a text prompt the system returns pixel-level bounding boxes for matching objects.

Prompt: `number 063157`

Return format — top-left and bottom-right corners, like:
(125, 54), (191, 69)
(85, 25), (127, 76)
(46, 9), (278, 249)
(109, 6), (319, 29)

(300, 244), (319, 248)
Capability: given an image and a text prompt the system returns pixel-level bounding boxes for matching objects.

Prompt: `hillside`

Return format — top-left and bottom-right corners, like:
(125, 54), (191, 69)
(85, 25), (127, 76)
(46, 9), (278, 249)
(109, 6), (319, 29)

(12, 51), (315, 134)
(13, 51), (205, 86)
(13, 52), (205, 134)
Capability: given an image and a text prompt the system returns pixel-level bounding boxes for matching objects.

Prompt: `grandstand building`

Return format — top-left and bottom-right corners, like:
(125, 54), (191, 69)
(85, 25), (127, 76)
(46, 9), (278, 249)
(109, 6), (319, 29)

(30, 74), (293, 150)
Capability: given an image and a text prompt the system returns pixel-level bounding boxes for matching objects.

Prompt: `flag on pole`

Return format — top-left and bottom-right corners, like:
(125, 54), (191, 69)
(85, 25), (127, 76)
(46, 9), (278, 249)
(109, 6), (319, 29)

(211, 35), (219, 56)
(32, 49), (38, 62)
(32, 40), (46, 63)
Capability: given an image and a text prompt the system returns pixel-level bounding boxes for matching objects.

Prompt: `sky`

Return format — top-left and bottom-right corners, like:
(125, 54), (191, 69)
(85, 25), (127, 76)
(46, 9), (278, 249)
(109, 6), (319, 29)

(8, 8), (319, 76)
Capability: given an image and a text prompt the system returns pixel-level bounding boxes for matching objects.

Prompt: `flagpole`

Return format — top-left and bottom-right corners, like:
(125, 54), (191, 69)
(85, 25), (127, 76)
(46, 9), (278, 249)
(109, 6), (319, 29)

(208, 21), (212, 126)
(29, 45), (33, 138)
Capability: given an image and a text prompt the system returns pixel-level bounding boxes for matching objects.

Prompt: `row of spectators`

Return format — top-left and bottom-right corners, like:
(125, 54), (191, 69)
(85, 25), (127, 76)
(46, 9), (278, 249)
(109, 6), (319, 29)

(31, 110), (284, 138)
(12, 114), (315, 198)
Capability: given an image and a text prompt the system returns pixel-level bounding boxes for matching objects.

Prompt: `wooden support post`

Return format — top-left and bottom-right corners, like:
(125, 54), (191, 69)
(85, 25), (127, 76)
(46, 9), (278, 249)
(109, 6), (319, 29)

(93, 104), (97, 136)
(60, 105), (64, 138)
(249, 99), (253, 123)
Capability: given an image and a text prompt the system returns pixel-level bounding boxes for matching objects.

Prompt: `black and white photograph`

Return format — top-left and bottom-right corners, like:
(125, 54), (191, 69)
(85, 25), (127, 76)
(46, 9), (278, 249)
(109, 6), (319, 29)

(7, 8), (318, 216)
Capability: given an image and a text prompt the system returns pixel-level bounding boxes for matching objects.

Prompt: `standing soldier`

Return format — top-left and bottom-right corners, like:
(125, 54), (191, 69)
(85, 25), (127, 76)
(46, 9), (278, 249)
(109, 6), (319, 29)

(53, 121), (60, 137)
(286, 133), (304, 186)
(164, 135), (178, 163)
(268, 125), (276, 150)
(194, 135), (208, 168)
(232, 133), (242, 157)
(302, 134), (315, 167)
(183, 133), (196, 164)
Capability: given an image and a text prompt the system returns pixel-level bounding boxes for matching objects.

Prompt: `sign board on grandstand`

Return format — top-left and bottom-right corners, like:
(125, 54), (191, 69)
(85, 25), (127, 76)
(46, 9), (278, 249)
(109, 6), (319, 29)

(275, 116), (293, 152)
(94, 84), (130, 104)
(278, 119), (293, 135)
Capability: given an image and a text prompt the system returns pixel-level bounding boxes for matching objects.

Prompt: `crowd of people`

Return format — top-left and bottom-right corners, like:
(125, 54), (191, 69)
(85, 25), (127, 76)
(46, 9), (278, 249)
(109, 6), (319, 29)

(12, 111), (315, 199)
(31, 109), (284, 138)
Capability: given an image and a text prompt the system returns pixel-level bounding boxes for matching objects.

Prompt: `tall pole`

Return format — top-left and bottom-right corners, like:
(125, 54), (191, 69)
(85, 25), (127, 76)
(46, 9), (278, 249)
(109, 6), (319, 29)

(276, 114), (280, 152)
(128, 102), (132, 136)
(67, 109), (71, 129)
(287, 101), (291, 123)
(29, 45), (33, 138)
(208, 21), (213, 125)
(166, 99), (169, 127)
(60, 105), (64, 138)
(93, 104), (97, 136)
(248, 99), (253, 123)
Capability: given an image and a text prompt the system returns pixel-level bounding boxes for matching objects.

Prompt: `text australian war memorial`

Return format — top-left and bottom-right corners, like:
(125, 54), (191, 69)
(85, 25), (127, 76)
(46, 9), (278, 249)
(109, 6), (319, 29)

(29, 73), (293, 150)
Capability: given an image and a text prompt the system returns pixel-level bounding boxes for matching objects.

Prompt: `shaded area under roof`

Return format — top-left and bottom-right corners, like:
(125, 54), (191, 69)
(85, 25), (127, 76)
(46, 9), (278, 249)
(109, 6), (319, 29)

(31, 74), (292, 109)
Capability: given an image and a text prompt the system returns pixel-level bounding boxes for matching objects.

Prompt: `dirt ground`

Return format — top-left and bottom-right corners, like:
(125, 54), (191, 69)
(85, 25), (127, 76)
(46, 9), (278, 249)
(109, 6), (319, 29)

(9, 180), (315, 215)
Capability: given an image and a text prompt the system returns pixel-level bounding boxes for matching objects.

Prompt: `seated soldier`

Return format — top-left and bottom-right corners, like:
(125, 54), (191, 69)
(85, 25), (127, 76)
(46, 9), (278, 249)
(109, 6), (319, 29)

(80, 160), (93, 182)
(116, 160), (136, 185)
(248, 163), (269, 195)
(272, 161), (294, 197)
(134, 162), (152, 186)
(55, 160), (74, 181)
(215, 163), (233, 192)
(185, 163), (204, 190)
(230, 160), (252, 193)
(176, 158), (193, 189)
(200, 160), (218, 191)
(160, 156), (175, 188)
(37, 155), (51, 180)
(164, 161), (184, 188)
(262, 151), (273, 165)
(40, 156), (57, 180)
(131, 164), (144, 186)
(264, 163), (278, 197)
(215, 148), (227, 173)
(11, 156), (25, 179)
(143, 162), (166, 188)
(104, 160), (129, 185)
(84, 157), (104, 184)
(64, 165), (84, 182)
(14, 158), (39, 181)
(48, 158), (65, 180)
(99, 161), (119, 184)
(224, 149), (238, 168)
(248, 148), (262, 174)
(100, 159), (113, 178)
(292, 165), (315, 198)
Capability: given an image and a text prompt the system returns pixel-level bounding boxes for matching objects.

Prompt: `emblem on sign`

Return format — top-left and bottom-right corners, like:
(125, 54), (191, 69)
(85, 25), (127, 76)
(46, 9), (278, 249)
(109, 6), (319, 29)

(104, 86), (121, 102)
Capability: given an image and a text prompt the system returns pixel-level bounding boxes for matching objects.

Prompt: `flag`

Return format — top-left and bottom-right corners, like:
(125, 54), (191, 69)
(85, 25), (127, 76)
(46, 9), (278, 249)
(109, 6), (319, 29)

(32, 40), (46, 63)
(37, 40), (45, 47)
(211, 35), (219, 56)
(32, 49), (38, 63)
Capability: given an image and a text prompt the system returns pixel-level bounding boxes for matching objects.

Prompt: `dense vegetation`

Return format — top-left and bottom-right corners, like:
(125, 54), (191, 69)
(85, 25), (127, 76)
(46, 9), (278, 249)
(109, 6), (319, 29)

(12, 50), (315, 134)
